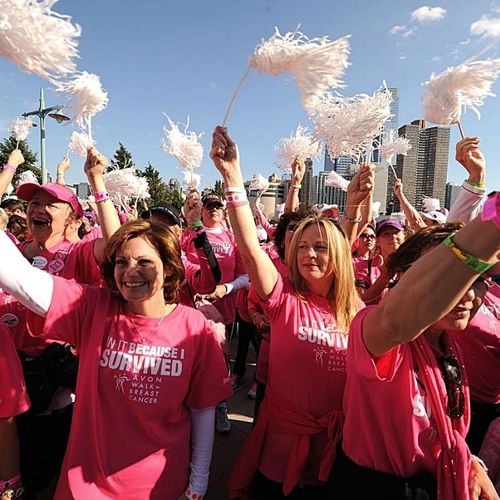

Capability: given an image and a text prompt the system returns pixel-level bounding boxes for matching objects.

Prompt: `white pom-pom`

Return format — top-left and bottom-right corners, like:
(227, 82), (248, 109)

(311, 87), (393, 162)
(103, 167), (150, 203)
(379, 129), (412, 164)
(421, 197), (440, 212)
(183, 170), (201, 190)
(274, 124), (321, 172)
(0, 0), (81, 81)
(9, 117), (35, 141)
(249, 173), (270, 193)
(87, 194), (95, 203)
(55, 72), (108, 128)
(250, 27), (350, 111)
(325, 170), (349, 191)
(67, 130), (91, 158)
(372, 201), (381, 220)
(5, 184), (14, 195)
(161, 114), (203, 171)
(16, 170), (39, 187)
(422, 58), (500, 124)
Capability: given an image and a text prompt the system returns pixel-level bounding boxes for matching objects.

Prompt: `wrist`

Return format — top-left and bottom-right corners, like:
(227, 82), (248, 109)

(2, 165), (17, 174)
(92, 191), (110, 203)
(185, 487), (204, 500)
(466, 178), (485, 189)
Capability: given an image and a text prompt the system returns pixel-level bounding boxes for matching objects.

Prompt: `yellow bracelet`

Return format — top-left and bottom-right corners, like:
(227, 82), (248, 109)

(442, 234), (495, 274)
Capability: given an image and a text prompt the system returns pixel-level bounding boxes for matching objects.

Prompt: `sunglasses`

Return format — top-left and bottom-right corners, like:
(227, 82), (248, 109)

(360, 233), (375, 240)
(438, 354), (465, 418)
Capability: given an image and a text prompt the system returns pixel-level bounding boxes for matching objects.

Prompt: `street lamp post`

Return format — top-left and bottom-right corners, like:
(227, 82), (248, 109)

(22, 88), (69, 184)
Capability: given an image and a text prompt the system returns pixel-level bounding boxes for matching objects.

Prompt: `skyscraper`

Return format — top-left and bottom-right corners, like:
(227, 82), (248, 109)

(389, 120), (450, 212)
(299, 158), (314, 206)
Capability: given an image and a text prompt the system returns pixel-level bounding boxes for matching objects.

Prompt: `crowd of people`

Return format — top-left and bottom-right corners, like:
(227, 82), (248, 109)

(0, 129), (498, 500)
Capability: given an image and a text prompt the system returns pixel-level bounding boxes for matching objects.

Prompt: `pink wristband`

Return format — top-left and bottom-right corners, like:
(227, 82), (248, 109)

(225, 192), (248, 204)
(185, 488), (203, 500)
(3, 164), (16, 173)
(93, 191), (109, 203)
(226, 200), (249, 209)
(482, 191), (500, 229)
(0, 473), (21, 490)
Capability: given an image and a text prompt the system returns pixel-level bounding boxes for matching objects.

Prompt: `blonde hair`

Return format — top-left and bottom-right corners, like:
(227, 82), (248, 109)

(0, 208), (8, 231)
(287, 215), (358, 333)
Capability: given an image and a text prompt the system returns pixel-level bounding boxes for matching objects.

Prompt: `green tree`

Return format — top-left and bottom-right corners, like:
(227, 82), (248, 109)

(109, 142), (135, 171)
(163, 187), (185, 211)
(141, 163), (170, 209)
(0, 136), (41, 187)
(214, 179), (225, 199)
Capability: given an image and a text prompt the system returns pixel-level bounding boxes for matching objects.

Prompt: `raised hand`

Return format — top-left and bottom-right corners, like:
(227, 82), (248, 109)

(7, 149), (24, 169)
(183, 191), (202, 225)
(455, 137), (485, 184)
(210, 126), (240, 180)
(291, 156), (305, 185)
(347, 163), (375, 207)
(84, 147), (108, 179)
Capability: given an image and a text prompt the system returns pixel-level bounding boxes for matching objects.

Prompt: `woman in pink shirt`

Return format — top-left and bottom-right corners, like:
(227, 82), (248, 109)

(209, 126), (373, 499)
(0, 220), (232, 500)
(340, 218), (499, 500)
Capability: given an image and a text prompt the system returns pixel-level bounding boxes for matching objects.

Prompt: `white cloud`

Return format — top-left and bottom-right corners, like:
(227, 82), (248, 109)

(470, 15), (500, 38)
(493, 4), (500, 14)
(458, 38), (471, 45)
(411, 6), (447, 23)
(389, 24), (415, 37)
(431, 56), (441, 62)
(399, 53), (408, 60)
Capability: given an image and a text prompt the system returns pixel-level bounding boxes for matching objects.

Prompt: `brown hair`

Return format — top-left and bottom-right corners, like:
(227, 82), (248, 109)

(386, 222), (464, 276)
(101, 220), (185, 304)
(287, 215), (359, 333)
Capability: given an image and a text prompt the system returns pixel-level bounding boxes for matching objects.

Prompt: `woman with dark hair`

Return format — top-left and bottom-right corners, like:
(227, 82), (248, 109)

(0, 220), (232, 499)
(209, 126), (373, 499)
(339, 216), (500, 499)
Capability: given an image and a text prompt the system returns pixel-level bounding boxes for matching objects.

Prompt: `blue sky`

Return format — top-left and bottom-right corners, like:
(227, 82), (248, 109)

(1, 0), (499, 193)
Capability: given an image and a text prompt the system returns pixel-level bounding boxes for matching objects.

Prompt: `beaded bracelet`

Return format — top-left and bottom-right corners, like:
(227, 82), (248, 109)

(343, 214), (362, 224)
(185, 487), (203, 500)
(2, 164), (16, 173)
(442, 233), (496, 274)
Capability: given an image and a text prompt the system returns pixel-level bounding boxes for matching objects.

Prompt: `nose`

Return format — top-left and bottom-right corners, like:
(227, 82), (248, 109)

(306, 246), (317, 258)
(459, 286), (475, 304)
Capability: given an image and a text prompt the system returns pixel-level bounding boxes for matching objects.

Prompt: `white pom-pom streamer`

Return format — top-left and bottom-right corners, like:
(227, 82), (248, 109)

(9, 117), (35, 142)
(311, 87), (393, 162)
(372, 201), (381, 220)
(0, 0), (81, 81)
(379, 129), (412, 164)
(421, 197), (440, 212)
(55, 71), (108, 138)
(250, 27), (350, 111)
(103, 167), (150, 204)
(16, 170), (39, 187)
(249, 173), (270, 194)
(5, 184), (14, 195)
(67, 130), (91, 158)
(161, 114), (203, 171)
(183, 170), (201, 191)
(325, 170), (349, 191)
(274, 124), (321, 172)
(422, 58), (500, 126)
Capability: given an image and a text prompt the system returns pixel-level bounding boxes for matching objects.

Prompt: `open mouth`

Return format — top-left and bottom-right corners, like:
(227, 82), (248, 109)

(123, 282), (147, 288)
(32, 217), (51, 227)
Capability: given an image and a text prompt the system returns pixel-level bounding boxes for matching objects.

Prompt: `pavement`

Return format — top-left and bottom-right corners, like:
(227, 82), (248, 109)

(206, 342), (257, 500)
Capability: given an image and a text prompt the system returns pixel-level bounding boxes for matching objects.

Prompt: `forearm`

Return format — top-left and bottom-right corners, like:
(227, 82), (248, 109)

(223, 274), (249, 294)
(368, 217), (499, 354)
(0, 170), (15, 199)
(188, 407), (215, 496)
(397, 193), (426, 231)
(359, 273), (392, 304)
(341, 203), (363, 246)
(0, 231), (52, 316)
(88, 175), (120, 242)
(255, 206), (274, 238)
(285, 187), (300, 213)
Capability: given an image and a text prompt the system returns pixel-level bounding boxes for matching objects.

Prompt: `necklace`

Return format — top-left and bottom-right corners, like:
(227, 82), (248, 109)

(126, 305), (172, 345)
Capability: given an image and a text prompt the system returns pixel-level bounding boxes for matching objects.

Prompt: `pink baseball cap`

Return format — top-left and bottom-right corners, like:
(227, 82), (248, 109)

(16, 183), (83, 218)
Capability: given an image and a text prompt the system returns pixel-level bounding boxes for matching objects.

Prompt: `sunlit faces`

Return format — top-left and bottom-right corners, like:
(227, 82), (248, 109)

(26, 191), (74, 242)
(431, 286), (477, 332)
(296, 224), (333, 288)
(376, 227), (404, 256)
(358, 229), (376, 253)
(201, 203), (223, 227)
(113, 237), (168, 304)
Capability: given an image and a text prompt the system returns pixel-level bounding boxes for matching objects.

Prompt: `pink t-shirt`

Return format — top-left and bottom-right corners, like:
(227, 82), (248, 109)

(343, 306), (469, 479)
(28, 277), (232, 500)
(352, 256), (381, 289)
(183, 228), (246, 324)
(452, 284), (500, 404)
(0, 323), (30, 417)
(258, 274), (349, 483)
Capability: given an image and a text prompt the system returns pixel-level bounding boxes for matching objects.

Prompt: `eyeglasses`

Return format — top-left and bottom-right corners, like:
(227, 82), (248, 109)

(360, 233), (375, 240)
(287, 222), (299, 232)
(438, 354), (465, 418)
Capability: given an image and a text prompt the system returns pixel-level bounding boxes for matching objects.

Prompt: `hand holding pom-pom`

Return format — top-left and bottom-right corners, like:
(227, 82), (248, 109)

(84, 147), (108, 179)
(183, 192), (202, 225)
(455, 137), (485, 179)
(7, 149), (24, 169)
(291, 157), (305, 184)
(347, 163), (375, 206)
(210, 126), (240, 179)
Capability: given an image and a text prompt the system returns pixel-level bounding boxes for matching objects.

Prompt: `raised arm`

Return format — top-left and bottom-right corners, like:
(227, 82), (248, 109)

(448, 137), (486, 224)
(363, 210), (500, 356)
(84, 147), (121, 263)
(210, 126), (277, 299)
(284, 157), (305, 213)
(55, 157), (70, 186)
(0, 149), (24, 198)
(393, 179), (426, 232)
(340, 164), (375, 245)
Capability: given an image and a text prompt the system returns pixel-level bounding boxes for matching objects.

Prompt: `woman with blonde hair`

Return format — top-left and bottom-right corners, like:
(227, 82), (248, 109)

(209, 126), (373, 499)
